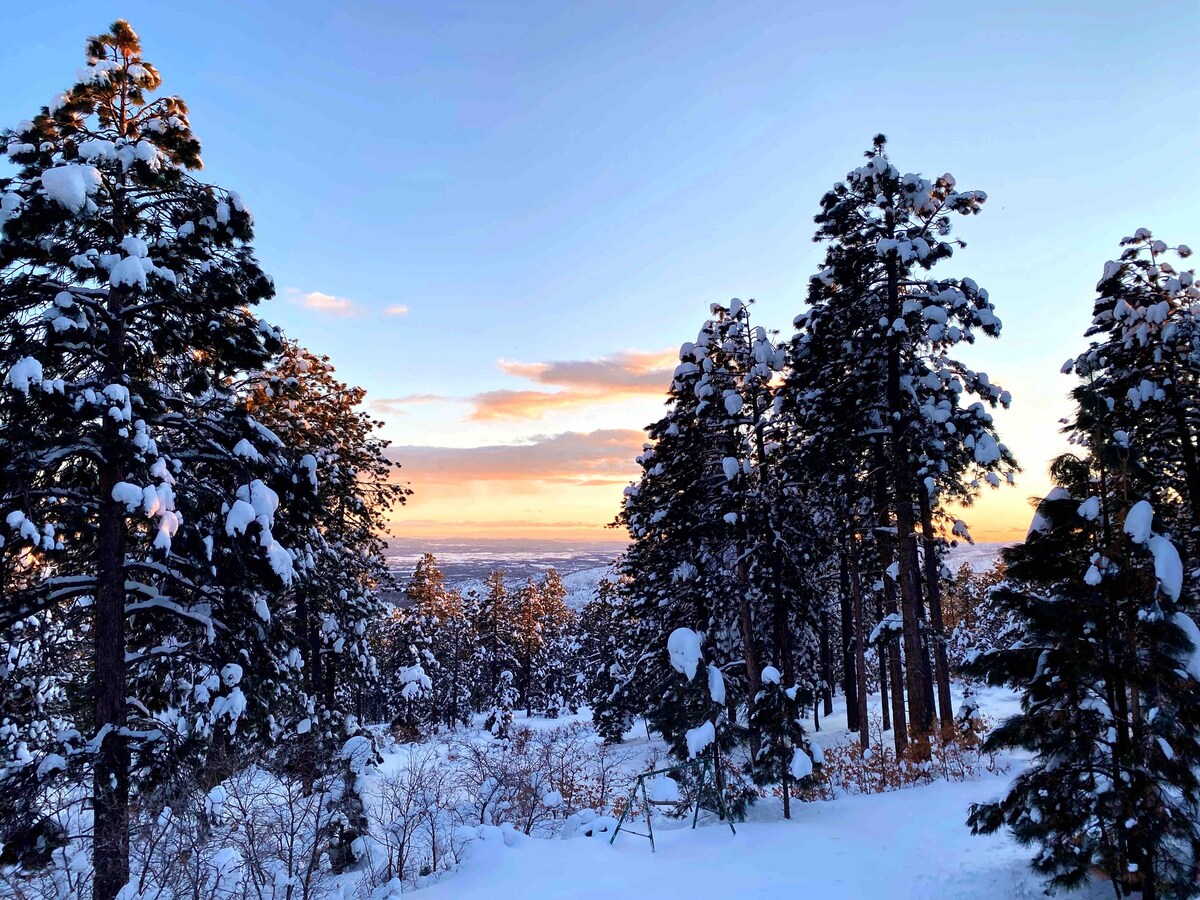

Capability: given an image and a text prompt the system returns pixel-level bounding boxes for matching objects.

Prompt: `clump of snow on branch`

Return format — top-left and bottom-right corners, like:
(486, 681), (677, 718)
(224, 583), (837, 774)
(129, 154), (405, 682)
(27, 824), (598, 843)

(667, 627), (702, 680)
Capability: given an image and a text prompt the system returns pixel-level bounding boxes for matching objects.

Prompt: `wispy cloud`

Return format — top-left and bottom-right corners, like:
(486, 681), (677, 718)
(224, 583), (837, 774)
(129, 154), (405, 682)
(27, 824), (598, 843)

(371, 393), (451, 419)
(497, 349), (677, 389)
(285, 289), (412, 319)
(290, 289), (358, 316)
(469, 349), (677, 420)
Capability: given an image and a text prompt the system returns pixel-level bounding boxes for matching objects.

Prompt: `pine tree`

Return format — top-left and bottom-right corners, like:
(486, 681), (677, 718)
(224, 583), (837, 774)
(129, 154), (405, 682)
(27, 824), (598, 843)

(373, 604), (436, 731)
(533, 568), (577, 717)
(967, 466), (1200, 897)
(245, 342), (408, 752)
(580, 577), (627, 730)
(749, 665), (818, 810)
(602, 323), (749, 750)
(968, 238), (1200, 897)
(511, 577), (544, 717)
(1064, 231), (1200, 570)
(0, 22), (298, 898)
(406, 552), (455, 618)
(784, 134), (1012, 746)
(475, 570), (518, 724)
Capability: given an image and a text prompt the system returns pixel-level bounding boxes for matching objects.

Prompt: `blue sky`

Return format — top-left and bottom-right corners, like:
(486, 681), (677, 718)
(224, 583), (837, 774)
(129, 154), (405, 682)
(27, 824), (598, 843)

(4, 1), (1198, 538)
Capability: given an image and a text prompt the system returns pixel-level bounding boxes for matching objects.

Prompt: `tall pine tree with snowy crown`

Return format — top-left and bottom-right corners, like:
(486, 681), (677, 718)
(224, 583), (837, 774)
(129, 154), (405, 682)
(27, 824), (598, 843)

(0, 22), (302, 898)
(782, 135), (1015, 750)
(969, 237), (1200, 899)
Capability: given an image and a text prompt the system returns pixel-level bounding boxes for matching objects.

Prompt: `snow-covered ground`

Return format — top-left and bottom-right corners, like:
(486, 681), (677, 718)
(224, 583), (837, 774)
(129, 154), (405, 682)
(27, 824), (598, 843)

(369, 684), (1111, 900)
(418, 774), (1061, 900)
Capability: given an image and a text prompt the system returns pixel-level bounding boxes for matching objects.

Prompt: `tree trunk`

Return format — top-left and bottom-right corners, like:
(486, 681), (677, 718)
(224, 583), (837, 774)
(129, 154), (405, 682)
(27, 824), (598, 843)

(877, 641), (891, 732)
(736, 551), (762, 762)
(846, 539), (870, 750)
(818, 603), (833, 717)
(94, 239), (130, 900)
(918, 491), (954, 728)
(885, 236), (932, 751)
(876, 515), (908, 753)
(839, 553), (860, 735)
(770, 550), (792, 819)
(94, 467), (130, 900)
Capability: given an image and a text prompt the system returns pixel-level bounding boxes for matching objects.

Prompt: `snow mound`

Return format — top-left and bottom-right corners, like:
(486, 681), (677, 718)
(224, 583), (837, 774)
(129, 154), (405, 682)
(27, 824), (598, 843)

(789, 747), (813, 780)
(1148, 534), (1182, 601)
(685, 721), (715, 758)
(41, 164), (102, 212)
(1124, 500), (1153, 545)
(668, 627), (702, 680)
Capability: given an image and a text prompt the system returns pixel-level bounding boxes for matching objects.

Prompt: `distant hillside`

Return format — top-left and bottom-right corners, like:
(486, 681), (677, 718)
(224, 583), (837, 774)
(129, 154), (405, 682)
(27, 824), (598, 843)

(944, 541), (1011, 572)
(378, 538), (1012, 611)
(382, 538), (622, 608)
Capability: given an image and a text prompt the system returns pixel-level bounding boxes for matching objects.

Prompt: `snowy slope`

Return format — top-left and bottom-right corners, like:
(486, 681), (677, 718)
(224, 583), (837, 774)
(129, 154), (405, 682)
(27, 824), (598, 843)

(415, 771), (1104, 900)
(382, 683), (1109, 900)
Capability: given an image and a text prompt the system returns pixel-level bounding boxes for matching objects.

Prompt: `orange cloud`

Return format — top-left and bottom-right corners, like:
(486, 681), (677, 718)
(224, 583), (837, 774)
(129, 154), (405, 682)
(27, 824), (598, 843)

(371, 393), (449, 418)
(467, 349), (677, 420)
(466, 389), (604, 420)
(385, 304), (409, 316)
(497, 349), (677, 389)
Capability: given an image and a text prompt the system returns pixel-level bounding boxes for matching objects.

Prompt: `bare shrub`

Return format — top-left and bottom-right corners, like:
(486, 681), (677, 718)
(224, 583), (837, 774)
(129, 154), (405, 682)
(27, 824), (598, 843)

(371, 745), (467, 887)
(448, 723), (639, 836)
(800, 711), (1005, 801)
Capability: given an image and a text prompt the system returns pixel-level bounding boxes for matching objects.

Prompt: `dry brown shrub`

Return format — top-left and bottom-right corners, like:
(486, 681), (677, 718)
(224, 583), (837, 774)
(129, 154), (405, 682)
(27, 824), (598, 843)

(798, 711), (1006, 802)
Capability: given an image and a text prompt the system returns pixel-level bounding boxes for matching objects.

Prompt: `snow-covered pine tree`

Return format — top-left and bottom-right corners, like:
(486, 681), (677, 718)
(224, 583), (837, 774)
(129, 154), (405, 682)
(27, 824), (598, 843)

(967, 460), (1200, 897)
(242, 342), (408, 869)
(579, 576), (628, 732)
(786, 134), (1011, 746)
(944, 559), (1011, 674)
(246, 342), (408, 755)
(372, 552), (478, 729)
(511, 576), (545, 717)
(602, 322), (749, 750)
(533, 568), (578, 717)
(748, 665), (819, 808)
(0, 21), (299, 898)
(1064, 231), (1200, 574)
(405, 552), (454, 617)
(780, 300), (903, 751)
(476, 570), (519, 729)
(372, 603), (437, 732)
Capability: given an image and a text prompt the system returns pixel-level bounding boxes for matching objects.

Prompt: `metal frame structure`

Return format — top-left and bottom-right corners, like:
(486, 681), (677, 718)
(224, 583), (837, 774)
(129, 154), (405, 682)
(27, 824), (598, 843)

(608, 751), (736, 852)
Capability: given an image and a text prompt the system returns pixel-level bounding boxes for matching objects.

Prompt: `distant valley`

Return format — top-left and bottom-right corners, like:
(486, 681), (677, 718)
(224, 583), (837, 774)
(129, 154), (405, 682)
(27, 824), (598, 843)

(383, 537), (1010, 609)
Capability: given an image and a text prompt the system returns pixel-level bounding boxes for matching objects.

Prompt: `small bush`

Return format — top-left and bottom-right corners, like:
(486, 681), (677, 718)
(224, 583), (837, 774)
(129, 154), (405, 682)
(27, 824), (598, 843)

(800, 712), (1005, 801)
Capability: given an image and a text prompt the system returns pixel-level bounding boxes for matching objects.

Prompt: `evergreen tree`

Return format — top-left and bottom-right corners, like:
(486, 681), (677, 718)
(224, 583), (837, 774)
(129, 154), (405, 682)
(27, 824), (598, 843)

(601, 324), (748, 748)
(784, 134), (1012, 746)
(475, 570), (518, 724)
(533, 569), (578, 717)
(748, 665), (818, 809)
(967, 468), (1200, 897)
(1064, 231), (1200, 571)
(579, 577), (627, 731)
(244, 342), (408, 756)
(0, 22), (300, 897)
(511, 577), (545, 717)
(372, 603), (436, 731)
